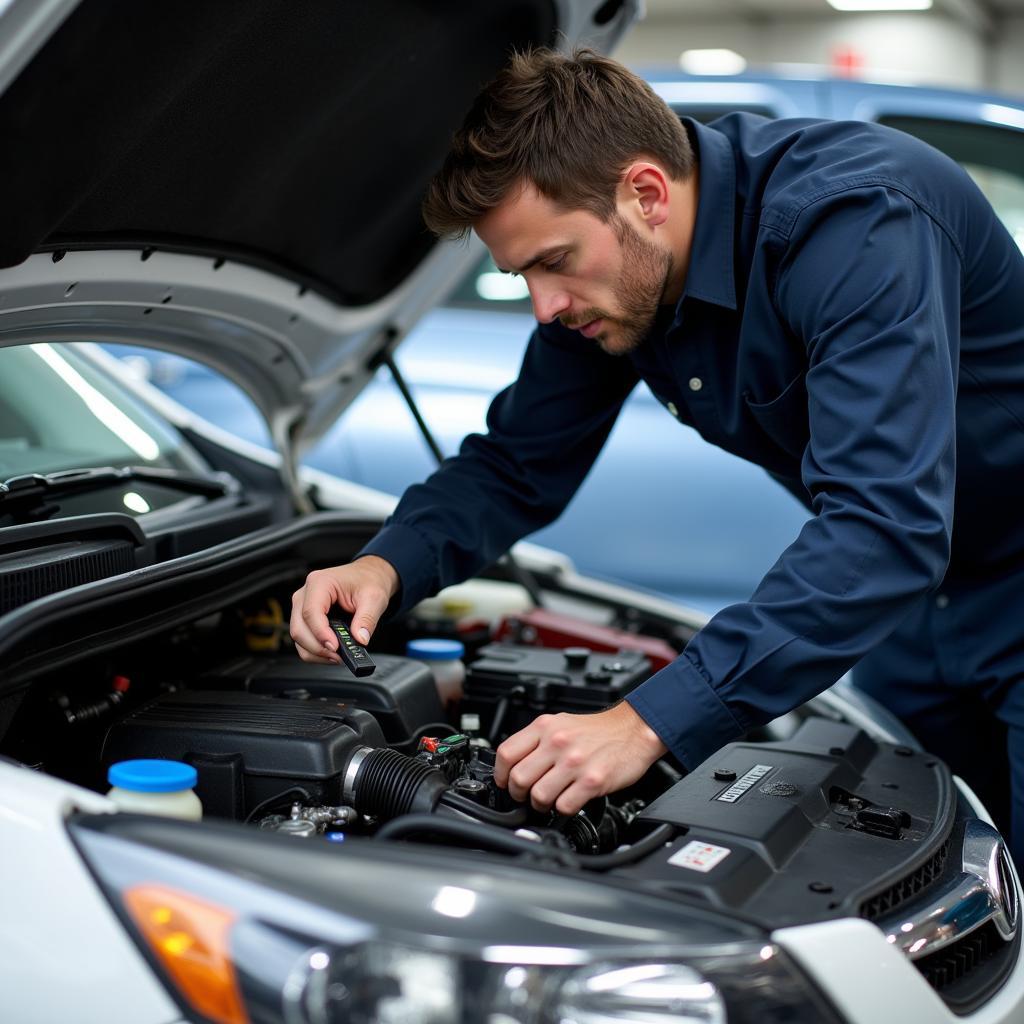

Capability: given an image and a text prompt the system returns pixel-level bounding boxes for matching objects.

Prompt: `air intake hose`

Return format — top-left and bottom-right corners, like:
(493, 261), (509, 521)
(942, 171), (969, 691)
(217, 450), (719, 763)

(344, 746), (448, 820)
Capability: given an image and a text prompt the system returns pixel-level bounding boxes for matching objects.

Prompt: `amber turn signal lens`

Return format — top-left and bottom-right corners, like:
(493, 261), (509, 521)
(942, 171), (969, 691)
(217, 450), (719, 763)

(123, 884), (248, 1024)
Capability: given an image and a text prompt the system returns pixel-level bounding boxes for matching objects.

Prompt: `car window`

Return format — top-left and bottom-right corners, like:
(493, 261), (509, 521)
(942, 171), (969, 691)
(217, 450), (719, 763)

(98, 344), (273, 451)
(671, 103), (778, 123)
(877, 116), (1024, 254)
(0, 343), (210, 480)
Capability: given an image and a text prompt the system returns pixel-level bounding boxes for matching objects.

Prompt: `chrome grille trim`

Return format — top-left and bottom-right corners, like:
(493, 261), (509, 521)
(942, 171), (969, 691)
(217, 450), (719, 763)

(878, 820), (1019, 962)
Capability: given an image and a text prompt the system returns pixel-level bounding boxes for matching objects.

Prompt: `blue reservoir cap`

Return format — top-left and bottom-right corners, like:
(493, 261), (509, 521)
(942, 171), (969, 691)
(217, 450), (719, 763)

(325, 832), (347, 843)
(406, 638), (465, 661)
(108, 759), (198, 793)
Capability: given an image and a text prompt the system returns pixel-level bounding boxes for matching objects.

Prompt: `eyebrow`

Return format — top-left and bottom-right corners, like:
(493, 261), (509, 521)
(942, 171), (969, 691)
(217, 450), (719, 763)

(496, 245), (568, 275)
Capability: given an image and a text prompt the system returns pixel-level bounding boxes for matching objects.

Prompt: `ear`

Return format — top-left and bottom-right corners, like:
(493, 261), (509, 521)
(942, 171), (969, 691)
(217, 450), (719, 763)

(618, 163), (670, 228)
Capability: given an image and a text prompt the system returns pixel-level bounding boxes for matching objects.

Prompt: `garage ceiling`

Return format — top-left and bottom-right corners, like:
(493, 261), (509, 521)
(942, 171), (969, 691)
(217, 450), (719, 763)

(645, 0), (1023, 28)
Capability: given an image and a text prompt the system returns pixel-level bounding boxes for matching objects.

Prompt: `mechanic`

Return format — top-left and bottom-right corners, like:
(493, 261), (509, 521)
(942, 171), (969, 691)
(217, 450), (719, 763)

(291, 49), (1024, 865)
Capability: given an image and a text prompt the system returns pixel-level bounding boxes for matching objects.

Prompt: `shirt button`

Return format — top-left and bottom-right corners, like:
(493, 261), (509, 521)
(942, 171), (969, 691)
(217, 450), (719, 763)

(667, 401), (679, 418)
(935, 594), (950, 609)
(688, 377), (703, 392)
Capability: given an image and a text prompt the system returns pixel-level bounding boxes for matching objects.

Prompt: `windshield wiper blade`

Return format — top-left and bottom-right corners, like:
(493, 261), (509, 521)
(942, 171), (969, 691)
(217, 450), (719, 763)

(0, 466), (237, 512)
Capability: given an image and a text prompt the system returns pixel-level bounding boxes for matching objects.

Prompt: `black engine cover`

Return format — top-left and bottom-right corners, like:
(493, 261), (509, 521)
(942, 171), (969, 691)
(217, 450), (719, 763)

(201, 654), (445, 745)
(102, 690), (385, 820)
(625, 717), (956, 929)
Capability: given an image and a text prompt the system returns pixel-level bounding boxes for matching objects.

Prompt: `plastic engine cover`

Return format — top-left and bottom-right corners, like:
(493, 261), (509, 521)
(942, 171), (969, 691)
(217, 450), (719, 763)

(102, 691), (386, 820)
(201, 654), (445, 745)
(623, 717), (955, 929)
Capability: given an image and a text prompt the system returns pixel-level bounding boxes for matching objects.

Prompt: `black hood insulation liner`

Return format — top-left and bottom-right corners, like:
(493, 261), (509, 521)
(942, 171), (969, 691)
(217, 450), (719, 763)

(0, 0), (555, 305)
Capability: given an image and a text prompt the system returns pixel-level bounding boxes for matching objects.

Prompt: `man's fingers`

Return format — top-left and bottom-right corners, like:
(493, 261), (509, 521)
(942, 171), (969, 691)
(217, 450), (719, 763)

(289, 559), (400, 665)
(552, 777), (600, 817)
(505, 746), (558, 804)
(525, 748), (605, 813)
(299, 573), (344, 650)
(292, 618), (339, 663)
(493, 706), (666, 812)
(296, 645), (341, 666)
(290, 591), (340, 662)
(494, 722), (547, 788)
(522, 762), (576, 812)
(289, 589), (318, 656)
(350, 590), (389, 646)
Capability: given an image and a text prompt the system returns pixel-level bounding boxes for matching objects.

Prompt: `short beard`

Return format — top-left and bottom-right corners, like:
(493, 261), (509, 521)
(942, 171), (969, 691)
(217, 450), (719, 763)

(569, 215), (673, 356)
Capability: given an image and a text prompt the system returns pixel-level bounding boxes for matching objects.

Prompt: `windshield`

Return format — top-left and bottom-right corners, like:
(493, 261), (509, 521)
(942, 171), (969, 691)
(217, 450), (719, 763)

(0, 343), (210, 480)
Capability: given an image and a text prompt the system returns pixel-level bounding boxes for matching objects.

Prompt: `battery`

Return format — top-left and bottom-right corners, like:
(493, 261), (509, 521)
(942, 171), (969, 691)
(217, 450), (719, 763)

(494, 608), (680, 671)
(463, 643), (651, 737)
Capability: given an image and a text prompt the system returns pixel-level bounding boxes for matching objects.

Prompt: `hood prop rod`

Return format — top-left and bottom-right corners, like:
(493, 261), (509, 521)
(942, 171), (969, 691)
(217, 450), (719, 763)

(377, 347), (543, 608)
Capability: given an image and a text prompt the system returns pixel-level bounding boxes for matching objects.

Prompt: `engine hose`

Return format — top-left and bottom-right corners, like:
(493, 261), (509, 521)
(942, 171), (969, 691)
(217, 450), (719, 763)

(244, 786), (312, 825)
(575, 822), (675, 870)
(373, 813), (578, 867)
(375, 811), (674, 872)
(438, 790), (529, 827)
(349, 748), (448, 819)
(488, 686), (525, 744)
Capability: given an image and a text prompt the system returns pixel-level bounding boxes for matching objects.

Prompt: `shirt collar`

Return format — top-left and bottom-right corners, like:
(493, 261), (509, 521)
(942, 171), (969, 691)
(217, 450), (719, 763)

(677, 118), (737, 312)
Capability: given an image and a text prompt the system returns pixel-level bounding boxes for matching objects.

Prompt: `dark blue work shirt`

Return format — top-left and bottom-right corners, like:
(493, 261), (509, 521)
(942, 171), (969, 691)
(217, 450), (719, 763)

(361, 114), (1024, 769)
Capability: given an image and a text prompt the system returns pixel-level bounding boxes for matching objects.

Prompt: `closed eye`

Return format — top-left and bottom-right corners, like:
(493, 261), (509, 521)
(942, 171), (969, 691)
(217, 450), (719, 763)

(499, 249), (570, 276)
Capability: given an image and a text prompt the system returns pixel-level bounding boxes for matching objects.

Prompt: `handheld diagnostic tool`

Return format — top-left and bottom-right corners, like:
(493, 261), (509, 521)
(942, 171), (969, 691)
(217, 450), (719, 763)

(327, 614), (376, 677)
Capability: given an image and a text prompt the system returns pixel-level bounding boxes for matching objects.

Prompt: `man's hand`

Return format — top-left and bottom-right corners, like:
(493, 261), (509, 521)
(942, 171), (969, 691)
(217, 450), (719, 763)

(494, 702), (668, 815)
(290, 556), (399, 664)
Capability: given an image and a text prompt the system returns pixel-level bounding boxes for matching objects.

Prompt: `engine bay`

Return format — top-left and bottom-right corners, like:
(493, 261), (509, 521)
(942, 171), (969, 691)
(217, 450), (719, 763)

(0, 560), (961, 934)
(3, 583), (689, 856)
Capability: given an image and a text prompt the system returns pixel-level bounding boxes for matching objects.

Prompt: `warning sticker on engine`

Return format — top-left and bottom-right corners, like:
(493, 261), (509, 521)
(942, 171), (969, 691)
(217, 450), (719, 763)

(668, 840), (732, 873)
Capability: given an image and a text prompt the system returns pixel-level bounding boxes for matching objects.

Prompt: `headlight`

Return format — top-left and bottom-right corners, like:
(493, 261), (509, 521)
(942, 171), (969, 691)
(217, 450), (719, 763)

(71, 815), (842, 1024)
(240, 936), (734, 1024)
(554, 962), (725, 1023)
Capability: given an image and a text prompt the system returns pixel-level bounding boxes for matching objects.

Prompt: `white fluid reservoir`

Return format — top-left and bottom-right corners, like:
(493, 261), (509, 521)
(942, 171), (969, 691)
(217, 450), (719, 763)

(106, 758), (203, 820)
(406, 638), (466, 707)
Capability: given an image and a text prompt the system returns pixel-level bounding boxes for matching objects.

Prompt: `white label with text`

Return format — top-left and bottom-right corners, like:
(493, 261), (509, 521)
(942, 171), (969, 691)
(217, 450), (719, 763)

(668, 840), (732, 873)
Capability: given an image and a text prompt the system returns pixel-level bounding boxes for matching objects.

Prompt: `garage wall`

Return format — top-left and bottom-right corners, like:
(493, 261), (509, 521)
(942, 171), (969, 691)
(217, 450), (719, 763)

(615, 13), (1023, 99)
(994, 18), (1024, 95)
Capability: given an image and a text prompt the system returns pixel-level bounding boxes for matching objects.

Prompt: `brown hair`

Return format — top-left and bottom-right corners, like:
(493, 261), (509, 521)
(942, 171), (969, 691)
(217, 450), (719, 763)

(422, 47), (695, 240)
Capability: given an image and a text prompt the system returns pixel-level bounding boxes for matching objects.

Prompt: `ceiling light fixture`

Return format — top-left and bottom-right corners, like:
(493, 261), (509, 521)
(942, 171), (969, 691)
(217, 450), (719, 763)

(679, 49), (747, 75)
(827, 0), (932, 9)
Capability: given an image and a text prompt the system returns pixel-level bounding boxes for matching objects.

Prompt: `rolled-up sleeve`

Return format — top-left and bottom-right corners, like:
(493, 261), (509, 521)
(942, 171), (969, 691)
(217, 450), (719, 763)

(627, 186), (963, 768)
(359, 320), (639, 611)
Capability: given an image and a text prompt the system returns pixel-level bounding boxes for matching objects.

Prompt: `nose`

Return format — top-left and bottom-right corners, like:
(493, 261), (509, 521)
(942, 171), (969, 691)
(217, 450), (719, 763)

(528, 280), (571, 324)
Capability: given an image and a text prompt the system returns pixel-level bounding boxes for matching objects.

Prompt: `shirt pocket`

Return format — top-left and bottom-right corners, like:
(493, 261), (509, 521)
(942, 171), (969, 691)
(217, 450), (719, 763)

(743, 373), (809, 462)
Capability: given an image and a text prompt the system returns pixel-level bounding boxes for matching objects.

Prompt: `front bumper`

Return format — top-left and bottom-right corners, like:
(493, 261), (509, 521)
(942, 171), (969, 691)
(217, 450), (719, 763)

(775, 776), (1024, 1024)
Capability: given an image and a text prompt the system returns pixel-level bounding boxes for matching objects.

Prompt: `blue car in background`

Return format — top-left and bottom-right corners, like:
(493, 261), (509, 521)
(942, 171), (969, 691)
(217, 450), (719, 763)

(106, 72), (1024, 614)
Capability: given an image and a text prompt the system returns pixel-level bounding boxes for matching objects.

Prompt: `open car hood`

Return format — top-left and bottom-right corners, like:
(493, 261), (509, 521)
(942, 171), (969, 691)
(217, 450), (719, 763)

(0, 0), (638, 489)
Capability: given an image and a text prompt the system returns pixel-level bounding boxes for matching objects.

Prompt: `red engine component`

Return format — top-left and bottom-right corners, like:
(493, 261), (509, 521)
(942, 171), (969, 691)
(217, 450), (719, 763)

(493, 608), (679, 672)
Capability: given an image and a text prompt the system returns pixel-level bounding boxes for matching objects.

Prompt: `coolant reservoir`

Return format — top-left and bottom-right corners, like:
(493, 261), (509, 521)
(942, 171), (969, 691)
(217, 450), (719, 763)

(406, 638), (466, 707)
(106, 759), (203, 820)
(413, 579), (533, 627)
